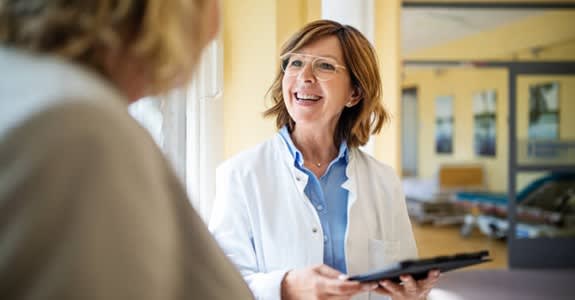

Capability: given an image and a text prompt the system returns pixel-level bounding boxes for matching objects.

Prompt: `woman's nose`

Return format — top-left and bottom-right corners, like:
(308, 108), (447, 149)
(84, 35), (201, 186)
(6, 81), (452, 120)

(297, 62), (316, 83)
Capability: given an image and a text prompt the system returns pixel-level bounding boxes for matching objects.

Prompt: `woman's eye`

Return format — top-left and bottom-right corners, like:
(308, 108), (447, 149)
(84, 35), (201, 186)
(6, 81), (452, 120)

(289, 59), (304, 68)
(317, 61), (336, 71)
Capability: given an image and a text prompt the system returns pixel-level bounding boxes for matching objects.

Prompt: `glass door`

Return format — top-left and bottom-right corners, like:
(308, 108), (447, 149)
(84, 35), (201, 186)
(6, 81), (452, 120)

(508, 63), (575, 268)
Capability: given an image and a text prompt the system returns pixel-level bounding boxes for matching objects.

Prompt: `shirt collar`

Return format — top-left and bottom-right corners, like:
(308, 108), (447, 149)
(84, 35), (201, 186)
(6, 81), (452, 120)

(278, 126), (303, 166)
(336, 136), (350, 164)
(278, 125), (349, 166)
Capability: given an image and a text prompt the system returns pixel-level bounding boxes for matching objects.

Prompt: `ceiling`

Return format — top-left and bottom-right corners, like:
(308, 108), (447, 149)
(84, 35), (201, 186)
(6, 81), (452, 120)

(401, 8), (544, 54)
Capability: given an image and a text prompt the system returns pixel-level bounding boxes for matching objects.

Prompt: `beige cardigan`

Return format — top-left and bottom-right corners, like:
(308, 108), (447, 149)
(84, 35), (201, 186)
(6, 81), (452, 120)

(0, 48), (253, 299)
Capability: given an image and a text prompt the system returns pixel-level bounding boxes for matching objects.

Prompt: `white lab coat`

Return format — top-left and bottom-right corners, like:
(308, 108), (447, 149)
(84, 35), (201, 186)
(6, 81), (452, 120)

(209, 134), (418, 300)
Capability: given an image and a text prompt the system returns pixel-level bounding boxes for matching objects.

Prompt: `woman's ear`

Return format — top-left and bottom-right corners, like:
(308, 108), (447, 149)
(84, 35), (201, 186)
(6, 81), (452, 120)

(346, 86), (362, 107)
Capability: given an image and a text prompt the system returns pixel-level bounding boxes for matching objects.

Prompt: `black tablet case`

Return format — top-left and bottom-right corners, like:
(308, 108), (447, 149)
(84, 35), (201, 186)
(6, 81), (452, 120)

(348, 250), (491, 283)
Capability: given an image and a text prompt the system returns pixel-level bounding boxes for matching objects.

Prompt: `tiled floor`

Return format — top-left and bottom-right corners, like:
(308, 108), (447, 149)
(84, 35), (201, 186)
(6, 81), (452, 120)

(411, 222), (508, 270)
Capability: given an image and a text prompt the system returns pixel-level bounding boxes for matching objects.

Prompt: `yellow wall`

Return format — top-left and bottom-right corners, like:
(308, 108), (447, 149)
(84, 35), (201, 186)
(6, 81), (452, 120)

(404, 68), (510, 192)
(375, 0), (403, 170)
(403, 4), (575, 192)
(276, 0), (322, 55)
(404, 70), (575, 192)
(222, 0), (276, 158)
(406, 11), (575, 61)
(222, 0), (321, 159)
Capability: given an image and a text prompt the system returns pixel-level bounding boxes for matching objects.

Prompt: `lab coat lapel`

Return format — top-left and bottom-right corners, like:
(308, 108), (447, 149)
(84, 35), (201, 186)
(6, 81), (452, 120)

(342, 149), (370, 276)
(275, 135), (309, 200)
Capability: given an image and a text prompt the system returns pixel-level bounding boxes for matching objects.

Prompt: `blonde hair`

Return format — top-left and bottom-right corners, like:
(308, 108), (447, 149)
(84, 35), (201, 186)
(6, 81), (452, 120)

(264, 19), (388, 148)
(0, 0), (210, 92)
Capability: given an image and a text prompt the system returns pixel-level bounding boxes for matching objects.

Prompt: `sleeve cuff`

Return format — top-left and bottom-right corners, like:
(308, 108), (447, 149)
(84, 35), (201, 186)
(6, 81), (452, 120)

(246, 269), (290, 300)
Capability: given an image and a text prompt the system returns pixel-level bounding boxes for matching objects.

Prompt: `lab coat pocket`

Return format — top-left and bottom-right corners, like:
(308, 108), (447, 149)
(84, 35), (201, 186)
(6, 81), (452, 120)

(368, 238), (400, 271)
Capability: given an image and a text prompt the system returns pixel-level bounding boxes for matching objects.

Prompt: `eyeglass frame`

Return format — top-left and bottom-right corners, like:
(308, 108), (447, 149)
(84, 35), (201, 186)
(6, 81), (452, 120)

(280, 52), (347, 82)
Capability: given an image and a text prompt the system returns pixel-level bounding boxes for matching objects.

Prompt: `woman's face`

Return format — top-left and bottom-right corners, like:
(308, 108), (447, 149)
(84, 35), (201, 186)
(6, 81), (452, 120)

(281, 35), (360, 132)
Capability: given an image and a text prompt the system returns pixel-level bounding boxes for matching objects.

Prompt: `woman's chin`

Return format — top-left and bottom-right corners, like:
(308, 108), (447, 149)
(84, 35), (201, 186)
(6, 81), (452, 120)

(292, 116), (325, 128)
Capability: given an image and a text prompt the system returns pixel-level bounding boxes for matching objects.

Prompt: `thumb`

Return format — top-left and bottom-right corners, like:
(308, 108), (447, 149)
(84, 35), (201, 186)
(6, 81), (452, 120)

(315, 264), (344, 279)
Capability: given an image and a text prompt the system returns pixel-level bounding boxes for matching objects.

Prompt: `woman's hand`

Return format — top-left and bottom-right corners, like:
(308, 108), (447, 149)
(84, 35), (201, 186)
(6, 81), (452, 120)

(374, 270), (440, 300)
(281, 264), (378, 300)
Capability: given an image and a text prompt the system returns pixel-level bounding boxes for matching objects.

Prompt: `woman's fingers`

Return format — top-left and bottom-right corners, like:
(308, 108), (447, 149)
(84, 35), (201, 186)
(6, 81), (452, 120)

(373, 285), (392, 296)
(401, 275), (418, 294)
(379, 280), (402, 294)
(376, 271), (442, 298)
(315, 264), (343, 279)
(314, 264), (360, 294)
(322, 277), (378, 296)
(321, 278), (361, 295)
(314, 265), (376, 296)
(326, 296), (357, 300)
(420, 270), (441, 290)
(283, 265), (380, 299)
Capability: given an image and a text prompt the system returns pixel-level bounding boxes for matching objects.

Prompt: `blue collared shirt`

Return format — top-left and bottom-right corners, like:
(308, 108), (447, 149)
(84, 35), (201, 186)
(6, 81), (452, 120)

(279, 126), (349, 273)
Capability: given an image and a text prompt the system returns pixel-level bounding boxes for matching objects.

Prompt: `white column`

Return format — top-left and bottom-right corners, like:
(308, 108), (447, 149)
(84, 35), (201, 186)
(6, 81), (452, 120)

(321, 0), (374, 42)
(322, 0), (376, 155)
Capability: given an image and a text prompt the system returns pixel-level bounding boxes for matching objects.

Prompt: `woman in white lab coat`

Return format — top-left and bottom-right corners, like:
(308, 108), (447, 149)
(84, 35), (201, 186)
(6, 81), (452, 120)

(209, 20), (439, 300)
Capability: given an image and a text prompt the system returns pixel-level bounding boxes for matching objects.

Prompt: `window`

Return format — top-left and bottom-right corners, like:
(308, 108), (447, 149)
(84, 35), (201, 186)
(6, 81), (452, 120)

(129, 39), (223, 222)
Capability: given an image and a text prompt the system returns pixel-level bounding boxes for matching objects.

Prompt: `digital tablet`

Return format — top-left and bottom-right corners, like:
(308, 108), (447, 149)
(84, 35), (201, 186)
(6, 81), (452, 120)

(348, 250), (491, 283)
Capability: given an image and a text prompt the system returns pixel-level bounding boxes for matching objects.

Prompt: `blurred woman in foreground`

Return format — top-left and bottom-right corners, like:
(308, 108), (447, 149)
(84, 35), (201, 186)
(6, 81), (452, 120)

(0, 0), (252, 299)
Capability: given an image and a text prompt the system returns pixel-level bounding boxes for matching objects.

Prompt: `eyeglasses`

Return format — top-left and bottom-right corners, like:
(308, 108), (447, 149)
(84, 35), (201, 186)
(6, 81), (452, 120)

(280, 52), (347, 82)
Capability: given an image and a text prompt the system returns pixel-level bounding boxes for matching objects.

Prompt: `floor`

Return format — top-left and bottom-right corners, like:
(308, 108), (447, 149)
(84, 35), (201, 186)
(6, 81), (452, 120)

(411, 222), (508, 270)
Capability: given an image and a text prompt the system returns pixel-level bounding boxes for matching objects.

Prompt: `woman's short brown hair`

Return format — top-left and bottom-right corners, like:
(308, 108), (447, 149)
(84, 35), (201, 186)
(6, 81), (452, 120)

(0, 0), (211, 92)
(264, 19), (389, 148)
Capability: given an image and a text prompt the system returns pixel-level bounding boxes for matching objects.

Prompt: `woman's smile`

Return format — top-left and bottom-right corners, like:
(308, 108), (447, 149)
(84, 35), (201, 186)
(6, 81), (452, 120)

(294, 92), (323, 105)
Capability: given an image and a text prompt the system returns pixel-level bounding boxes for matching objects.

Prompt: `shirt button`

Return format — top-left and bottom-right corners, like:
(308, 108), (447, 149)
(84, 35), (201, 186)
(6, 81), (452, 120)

(312, 227), (318, 233)
(324, 235), (328, 243)
(317, 205), (323, 211)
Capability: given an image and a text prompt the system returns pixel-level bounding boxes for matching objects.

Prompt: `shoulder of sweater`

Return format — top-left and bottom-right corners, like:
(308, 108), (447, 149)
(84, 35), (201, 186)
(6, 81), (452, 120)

(1, 100), (164, 171)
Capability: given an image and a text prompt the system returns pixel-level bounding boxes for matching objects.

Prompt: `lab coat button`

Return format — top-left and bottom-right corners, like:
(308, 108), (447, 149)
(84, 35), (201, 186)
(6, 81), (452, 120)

(296, 177), (301, 181)
(312, 227), (318, 233)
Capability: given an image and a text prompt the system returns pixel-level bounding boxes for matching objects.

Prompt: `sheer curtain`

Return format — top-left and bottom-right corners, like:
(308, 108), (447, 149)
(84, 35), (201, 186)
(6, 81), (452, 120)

(185, 40), (223, 221)
(129, 39), (223, 222)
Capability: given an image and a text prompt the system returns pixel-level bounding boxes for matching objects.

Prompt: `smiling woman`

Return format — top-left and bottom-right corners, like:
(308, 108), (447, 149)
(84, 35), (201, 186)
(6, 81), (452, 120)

(210, 19), (440, 300)
(266, 20), (388, 148)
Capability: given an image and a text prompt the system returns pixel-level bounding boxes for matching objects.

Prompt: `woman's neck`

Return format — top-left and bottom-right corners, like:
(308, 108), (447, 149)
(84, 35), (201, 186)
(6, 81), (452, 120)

(290, 125), (338, 168)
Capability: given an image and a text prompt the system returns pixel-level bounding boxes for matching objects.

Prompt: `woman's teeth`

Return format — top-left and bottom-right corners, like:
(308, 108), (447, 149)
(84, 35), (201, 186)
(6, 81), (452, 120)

(296, 93), (321, 101)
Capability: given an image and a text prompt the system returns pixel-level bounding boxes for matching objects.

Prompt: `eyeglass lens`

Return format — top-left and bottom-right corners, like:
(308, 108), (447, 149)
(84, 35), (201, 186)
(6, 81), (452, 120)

(282, 54), (339, 81)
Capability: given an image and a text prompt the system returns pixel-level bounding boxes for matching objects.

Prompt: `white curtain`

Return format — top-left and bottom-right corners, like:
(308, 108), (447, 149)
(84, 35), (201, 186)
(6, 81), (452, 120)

(129, 39), (223, 223)
(185, 40), (223, 221)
